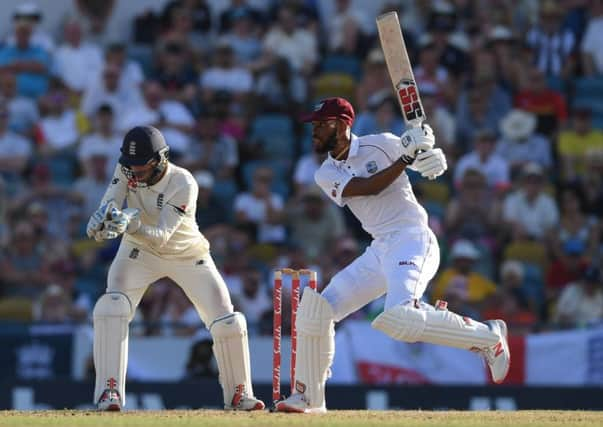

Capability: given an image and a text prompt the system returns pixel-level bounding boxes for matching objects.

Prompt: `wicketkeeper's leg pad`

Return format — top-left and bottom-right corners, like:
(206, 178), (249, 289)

(294, 288), (335, 410)
(93, 292), (132, 406)
(209, 312), (254, 407)
(371, 301), (499, 350)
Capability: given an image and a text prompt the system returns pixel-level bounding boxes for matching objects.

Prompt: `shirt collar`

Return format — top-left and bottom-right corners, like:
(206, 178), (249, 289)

(328, 133), (359, 164)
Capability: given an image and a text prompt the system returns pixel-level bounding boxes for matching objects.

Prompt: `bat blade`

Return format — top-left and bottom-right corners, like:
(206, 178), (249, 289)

(376, 11), (425, 128)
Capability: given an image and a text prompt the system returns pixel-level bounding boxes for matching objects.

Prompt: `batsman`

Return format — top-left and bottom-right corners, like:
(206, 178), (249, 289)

(86, 126), (265, 411)
(274, 98), (510, 413)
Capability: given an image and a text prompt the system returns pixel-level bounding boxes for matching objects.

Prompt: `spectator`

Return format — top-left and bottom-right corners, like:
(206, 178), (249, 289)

(0, 71), (39, 136)
(445, 168), (502, 247)
(526, 0), (576, 78)
(553, 266), (603, 327)
(151, 40), (197, 104)
(581, 0), (603, 76)
(74, 147), (111, 217)
(103, 42), (144, 89)
(118, 81), (194, 159)
(254, 57), (307, 116)
(355, 48), (389, 112)
(454, 129), (510, 191)
(77, 104), (121, 176)
(557, 107), (603, 182)
(32, 284), (72, 323)
(80, 64), (143, 120)
(481, 287), (537, 334)
(455, 87), (499, 150)
(352, 90), (404, 136)
(47, 257), (91, 321)
(431, 239), (497, 305)
(193, 170), (228, 231)
(0, 103), (32, 184)
(199, 40), (253, 102)
(221, 8), (263, 65)
(184, 330), (217, 379)
(234, 167), (286, 245)
(455, 69), (512, 150)
(502, 162), (559, 240)
(487, 26), (522, 92)
(230, 264), (271, 334)
(159, 286), (203, 336)
(496, 109), (553, 175)
(287, 186), (346, 262)
(182, 112), (239, 181)
(293, 151), (325, 195)
(421, 83), (456, 154)
(514, 66), (567, 137)
(545, 238), (589, 304)
(549, 187), (600, 260)
(0, 18), (51, 98)
(414, 35), (450, 99)
(218, 0), (264, 34)
(4, 3), (55, 54)
(37, 84), (80, 154)
(327, 0), (368, 55)
(262, 4), (318, 76)
(53, 18), (103, 93)
(73, 0), (116, 45)
(0, 221), (49, 298)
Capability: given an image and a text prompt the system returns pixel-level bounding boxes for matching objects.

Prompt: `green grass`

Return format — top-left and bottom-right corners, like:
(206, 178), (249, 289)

(0, 410), (601, 427)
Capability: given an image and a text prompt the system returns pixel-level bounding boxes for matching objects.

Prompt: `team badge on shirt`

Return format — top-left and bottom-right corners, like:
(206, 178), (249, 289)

(365, 160), (378, 174)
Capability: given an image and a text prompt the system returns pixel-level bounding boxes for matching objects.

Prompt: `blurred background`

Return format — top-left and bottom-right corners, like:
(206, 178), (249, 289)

(0, 0), (602, 411)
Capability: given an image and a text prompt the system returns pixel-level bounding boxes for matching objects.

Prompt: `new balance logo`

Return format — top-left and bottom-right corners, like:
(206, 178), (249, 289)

(493, 342), (504, 357)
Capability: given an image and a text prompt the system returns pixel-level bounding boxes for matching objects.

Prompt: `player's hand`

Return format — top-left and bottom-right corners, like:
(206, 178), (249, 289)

(399, 124), (435, 164)
(86, 200), (115, 241)
(411, 148), (447, 179)
(103, 208), (141, 238)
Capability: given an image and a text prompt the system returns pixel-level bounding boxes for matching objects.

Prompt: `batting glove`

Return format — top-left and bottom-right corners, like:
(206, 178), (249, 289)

(398, 124), (435, 164)
(409, 148), (447, 179)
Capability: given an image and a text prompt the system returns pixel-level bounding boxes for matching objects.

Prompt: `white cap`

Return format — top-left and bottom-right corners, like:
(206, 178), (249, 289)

(450, 239), (480, 260)
(489, 25), (514, 41)
(500, 109), (537, 141)
(194, 170), (214, 189)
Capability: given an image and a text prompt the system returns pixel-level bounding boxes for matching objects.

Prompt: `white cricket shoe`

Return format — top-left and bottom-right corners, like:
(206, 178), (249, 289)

(224, 385), (265, 411)
(97, 389), (122, 411)
(482, 320), (511, 384)
(274, 393), (326, 414)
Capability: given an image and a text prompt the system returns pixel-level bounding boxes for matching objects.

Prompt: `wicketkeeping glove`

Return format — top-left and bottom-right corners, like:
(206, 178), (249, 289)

(86, 199), (116, 241)
(409, 148), (448, 179)
(101, 208), (141, 239)
(398, 124), (435, 164)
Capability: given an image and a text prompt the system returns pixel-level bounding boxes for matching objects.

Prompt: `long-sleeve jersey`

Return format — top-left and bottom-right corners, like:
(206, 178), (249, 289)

(98, 162), (210, 260)
(315, 133), (428, 239)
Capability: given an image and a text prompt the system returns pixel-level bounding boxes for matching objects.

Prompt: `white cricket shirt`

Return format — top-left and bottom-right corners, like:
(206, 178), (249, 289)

(99, 162), (210, 260)
(315, 133), (428, 238)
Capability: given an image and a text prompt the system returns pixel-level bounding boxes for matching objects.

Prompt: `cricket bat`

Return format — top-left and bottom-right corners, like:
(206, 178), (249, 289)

(376, 11), (425, 128)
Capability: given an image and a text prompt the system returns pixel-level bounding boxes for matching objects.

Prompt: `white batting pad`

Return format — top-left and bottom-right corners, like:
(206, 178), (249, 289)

(294, 288), (335, 410)
(209, 312), (253, 406)
(372, 302), (499, 350)
(93, 292), (132, 406)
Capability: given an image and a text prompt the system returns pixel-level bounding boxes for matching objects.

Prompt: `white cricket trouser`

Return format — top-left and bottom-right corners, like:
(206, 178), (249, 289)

(107, 240), (233, 325)
(322, 227), (439, 322)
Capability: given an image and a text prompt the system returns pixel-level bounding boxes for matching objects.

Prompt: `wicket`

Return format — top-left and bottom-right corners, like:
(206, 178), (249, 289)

(272, 268), (318, 405)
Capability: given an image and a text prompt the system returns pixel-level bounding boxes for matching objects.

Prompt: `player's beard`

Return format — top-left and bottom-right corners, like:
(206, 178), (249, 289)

(314, 129), (338, 155)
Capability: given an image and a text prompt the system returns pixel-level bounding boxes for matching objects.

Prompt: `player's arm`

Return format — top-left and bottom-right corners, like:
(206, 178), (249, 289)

(342, 125), (439, 197)
(105, 180), (195, 249)
(86, 165), (128, 240)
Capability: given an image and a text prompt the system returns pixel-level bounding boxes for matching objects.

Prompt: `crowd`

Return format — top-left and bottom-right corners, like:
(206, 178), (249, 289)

(0, 0), (602, 340)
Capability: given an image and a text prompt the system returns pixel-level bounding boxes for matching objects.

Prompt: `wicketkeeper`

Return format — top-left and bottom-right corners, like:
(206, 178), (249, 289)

(86, 125), (264, 411)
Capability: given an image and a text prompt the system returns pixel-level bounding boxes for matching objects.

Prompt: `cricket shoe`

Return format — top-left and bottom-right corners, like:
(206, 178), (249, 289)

(97, 388), (122, 411)
(274, 393), (326, 414)
(481, 320), (511, 384)
(224, 384), (265, 411)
